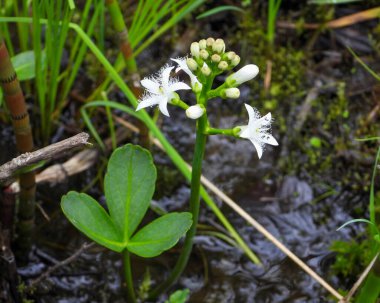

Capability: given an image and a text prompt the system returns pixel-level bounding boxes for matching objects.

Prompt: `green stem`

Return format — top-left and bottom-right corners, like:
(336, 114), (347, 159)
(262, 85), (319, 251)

(123, 250), (136, 303)
(149, 79), (213, 298)
(150, 116), (207, 298)
(171, 98), (189, 110)
(206, 127), (240, 137)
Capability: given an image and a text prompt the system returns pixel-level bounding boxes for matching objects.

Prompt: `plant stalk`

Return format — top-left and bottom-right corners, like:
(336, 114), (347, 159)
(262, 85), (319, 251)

(149, 116), (207, 298)
(0, 36), (36, 256)
(123, 250), (136, 303)
(149, 78), (213, 298)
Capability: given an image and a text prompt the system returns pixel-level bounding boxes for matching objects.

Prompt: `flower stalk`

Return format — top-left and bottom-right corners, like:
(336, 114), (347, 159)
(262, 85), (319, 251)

(149, 78), (212, 298)
(137, 37), (278, 298)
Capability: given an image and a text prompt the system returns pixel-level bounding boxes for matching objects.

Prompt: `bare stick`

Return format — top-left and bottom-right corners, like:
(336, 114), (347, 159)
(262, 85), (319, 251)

(341, 252), (380, 303)
(26, 242), (95, 291)
(0, 132), (91, 183)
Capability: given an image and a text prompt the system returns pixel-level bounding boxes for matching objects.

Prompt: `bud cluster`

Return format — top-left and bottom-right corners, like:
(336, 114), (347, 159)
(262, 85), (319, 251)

(186, 38), (241, 77)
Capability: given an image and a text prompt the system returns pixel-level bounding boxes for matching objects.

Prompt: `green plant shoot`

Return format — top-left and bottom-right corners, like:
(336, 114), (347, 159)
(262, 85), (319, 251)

(61, 144), (192, 256)
(61, 144), (192, 302)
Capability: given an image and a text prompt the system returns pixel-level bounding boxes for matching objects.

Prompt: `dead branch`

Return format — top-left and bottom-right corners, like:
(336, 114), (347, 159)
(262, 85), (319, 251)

(26, 242), (95, 292)
(277, 7), (380, 30)
(0, 133), (91, 184)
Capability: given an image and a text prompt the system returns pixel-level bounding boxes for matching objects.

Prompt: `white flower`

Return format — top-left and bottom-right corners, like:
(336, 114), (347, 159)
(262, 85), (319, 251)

(171, 57), (202, 90)
(136, 65), (190, 117)
(186, 105), (204, 119)
(228, 64), (259, 86)
(239, 104), (278, 159)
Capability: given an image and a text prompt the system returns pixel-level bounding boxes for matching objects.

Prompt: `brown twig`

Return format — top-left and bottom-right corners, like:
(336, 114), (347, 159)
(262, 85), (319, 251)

(264, 60), (273, 94)
(0, 132), (91, 184)
(277, 7), (380, 30)
(26, 242), (95, 292)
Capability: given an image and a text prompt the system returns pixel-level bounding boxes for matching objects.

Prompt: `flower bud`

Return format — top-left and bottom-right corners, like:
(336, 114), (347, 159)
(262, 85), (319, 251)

(226, 51), (236, 61)
(200, 49), (209, 60)
(211, 54), (221, 63)
(228, 64), (259, 86)
(186, 105), (205, 119)
(230, 55), (241, 67)
(212, 38), (225, 53)
(193, 81), (202, 93)
(186, 58), (198, 71)
(199, 39), (207, 49)
(218, 61), (228, 70)
(206, 37), (215, 47)
(190, 42), (200, 58)
(223, 88), (240, 99)
(201, 63), (211, 76)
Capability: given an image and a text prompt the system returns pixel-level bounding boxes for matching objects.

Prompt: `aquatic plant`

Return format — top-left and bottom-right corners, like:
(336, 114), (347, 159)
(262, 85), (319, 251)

(61, 144), (192, 302)
(136, 38), (278, 297)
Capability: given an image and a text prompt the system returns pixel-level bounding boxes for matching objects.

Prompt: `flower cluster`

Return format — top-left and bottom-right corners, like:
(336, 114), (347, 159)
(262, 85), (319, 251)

(136, 38), (278, 158)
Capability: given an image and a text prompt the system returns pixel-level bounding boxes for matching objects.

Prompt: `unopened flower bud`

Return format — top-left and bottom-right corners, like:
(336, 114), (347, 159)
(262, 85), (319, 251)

(206, 37), (215, 47)
(218, 61), (228, 70)
(186, 58), (198, 71)
(199, 39), (207, 49)
(211, 54), (221, 63)
(223, 88), (240, 99)
(226, 51), (236, 61)
(201, 63), (211, 76)
(186, 105), (205, 119)
(200, 49), (209, 60)
(212, 38), (225, 53)
(227, 64), (259, 86)
(230, 55), (241, 67)
(190, 42), (200, 58)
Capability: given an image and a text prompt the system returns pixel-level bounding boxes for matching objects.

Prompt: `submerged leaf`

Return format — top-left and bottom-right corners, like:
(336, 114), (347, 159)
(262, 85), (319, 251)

(127, 212), (192, 258)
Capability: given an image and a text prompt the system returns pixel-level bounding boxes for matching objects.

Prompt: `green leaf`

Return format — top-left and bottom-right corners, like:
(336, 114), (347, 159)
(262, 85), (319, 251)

(355, 272), (380, 303)
(127, 212), (192, 258)
(165, 289), (190, 303)
(337, 218), (374, 231)
(196, 5), (244, 20)
(61, 191), (124, 252)
(105, 144), (157, 241)
(11, 50), (46, 81)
